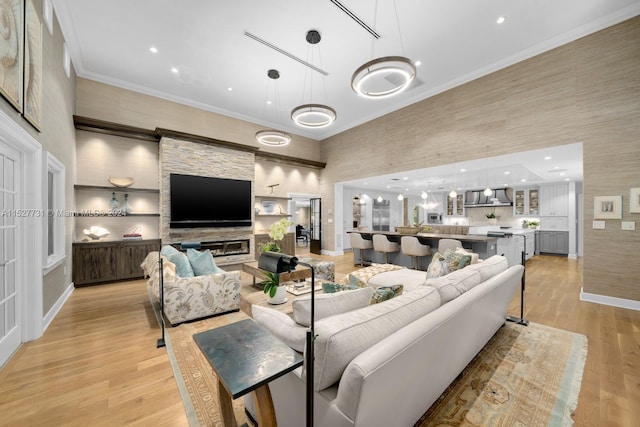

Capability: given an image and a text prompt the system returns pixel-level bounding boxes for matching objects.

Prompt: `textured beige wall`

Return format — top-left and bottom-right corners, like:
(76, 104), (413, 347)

(321, 17), (640, 301)
(75, 79), (321, 162)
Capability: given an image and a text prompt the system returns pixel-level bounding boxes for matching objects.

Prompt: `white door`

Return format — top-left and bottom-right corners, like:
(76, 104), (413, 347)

(0, 143), (20, 367)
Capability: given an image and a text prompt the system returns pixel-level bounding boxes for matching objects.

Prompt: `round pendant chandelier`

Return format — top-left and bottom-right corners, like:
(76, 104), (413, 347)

(291, 104), (337, 128)
(291, 30), (336, 128)
(255, 130), (292, 147)
(255, 69), (292, 147)
(351, 56), (416, 99)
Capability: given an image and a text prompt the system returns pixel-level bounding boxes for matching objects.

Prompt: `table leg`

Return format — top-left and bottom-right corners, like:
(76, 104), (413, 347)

(217, 378), (238, 427)
(252, 384), (278, 427)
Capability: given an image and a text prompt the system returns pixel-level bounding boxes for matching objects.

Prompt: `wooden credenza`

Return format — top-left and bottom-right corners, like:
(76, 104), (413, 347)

(254, 232), (295, 260)
(73, 239), (161, 286)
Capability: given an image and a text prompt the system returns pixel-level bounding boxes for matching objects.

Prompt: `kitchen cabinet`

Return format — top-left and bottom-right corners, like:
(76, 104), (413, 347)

(73, 239), (161, 286)
(495, 230), (535, 266)
(446, 193), (464, 216)
(513, 188), (539, 216)
(539, 184), (568, 216)
(536, 231), (569, 255)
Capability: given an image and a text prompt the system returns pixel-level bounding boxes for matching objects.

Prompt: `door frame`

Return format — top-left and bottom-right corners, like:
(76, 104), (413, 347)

(0, 109), (43, 345)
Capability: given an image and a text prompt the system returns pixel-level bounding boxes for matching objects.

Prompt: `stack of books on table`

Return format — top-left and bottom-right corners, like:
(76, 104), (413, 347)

(122, 233), (143, 240)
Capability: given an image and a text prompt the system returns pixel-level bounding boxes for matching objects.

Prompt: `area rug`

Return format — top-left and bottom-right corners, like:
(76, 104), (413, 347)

(162, 305), (586, 427)
(414, 321), (587, 427)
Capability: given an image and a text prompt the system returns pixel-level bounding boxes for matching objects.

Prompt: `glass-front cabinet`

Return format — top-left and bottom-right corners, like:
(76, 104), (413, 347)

(514, 188), (539, 216)
(446, 194), (464, 216)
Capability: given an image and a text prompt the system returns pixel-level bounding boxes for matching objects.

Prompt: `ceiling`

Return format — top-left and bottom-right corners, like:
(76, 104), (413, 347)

(341, 143), (583, 198)
(54, 0), (640, 142)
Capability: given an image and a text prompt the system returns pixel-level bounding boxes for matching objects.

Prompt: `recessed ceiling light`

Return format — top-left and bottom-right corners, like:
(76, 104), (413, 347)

(149, 46), (158, 53)
(496, 16), (506, 24)
(403, 177), (408, 180)
(565, 178), (571, 181)
(170, 67), (178, 74)
(460, 168), (466, 172)
(520, 179), (527, 182)
(544, 156), (552, 160)
(504, 171), (510, 175)
(386, 185), (391, 189)
(560, 172), (566, 176)
(415, 60), (422, 66)
(227, 87), (233, 91)
(266, 100), (272, 105)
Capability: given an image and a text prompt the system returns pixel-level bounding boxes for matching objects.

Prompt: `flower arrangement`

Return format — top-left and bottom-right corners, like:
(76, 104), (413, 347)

(260, 218), (294, 253)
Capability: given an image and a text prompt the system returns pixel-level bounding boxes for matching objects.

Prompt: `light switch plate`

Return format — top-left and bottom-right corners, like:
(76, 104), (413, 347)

(622, 221), (635, 230)
(592, 220), (605, 229)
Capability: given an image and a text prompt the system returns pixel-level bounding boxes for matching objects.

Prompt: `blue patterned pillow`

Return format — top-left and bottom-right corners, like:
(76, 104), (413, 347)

(186, 248), (222, 275)
(348, 274), (368, 288)
(322, 282), (359, 293)
(370, 285), (404, 304)
(160, 245), (195, 278)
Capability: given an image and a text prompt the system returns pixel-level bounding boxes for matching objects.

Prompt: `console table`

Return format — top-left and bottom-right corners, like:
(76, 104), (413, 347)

(241, 261), (311, 286)
(194, 319), (303, 427)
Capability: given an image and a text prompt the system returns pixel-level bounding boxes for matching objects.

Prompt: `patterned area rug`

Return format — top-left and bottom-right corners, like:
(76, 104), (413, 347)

(414, 322), (587, 427)
(162, 301), (586, 427)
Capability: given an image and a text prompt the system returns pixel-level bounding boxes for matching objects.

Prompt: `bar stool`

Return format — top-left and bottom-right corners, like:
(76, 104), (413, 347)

(438, 238), (462, 253)
(401, 236), (432, 270)
(350, 233), (373, 267)
(373, 234), (400, 264)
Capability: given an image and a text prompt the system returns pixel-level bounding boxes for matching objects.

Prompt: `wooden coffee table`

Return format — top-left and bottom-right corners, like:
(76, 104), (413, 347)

(241, 261), (311, 286)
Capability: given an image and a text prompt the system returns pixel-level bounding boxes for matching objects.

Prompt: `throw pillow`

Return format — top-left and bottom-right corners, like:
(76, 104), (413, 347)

(322, 281), (358, 293)
(426, 249), (472, 279)
(292, 287), (373, 327)
(186, 248), (222, 275)
(322, 282), (403, 305)
(370, 284), (404, 304)
(252, 305), (306, 352)
(426, 252), (449, 279)
(347, 274), (368, 288)
(160, 245), (195, 278)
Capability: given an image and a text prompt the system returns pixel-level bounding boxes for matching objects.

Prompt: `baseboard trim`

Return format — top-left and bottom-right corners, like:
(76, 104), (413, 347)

(43, 282), (75, 332)
(321, 249), (344, 256)
(580, 287), (640, 311)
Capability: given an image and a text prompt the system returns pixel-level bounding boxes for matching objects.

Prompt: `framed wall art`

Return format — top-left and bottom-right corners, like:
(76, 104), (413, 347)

(0, 0), (24, 112)
(24, 0), (42, 130)
(630, 188), (640, 213)
(594, 195), (622, 219)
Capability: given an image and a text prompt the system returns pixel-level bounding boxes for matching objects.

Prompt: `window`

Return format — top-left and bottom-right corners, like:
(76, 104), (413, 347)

(44, 152), (65, 272)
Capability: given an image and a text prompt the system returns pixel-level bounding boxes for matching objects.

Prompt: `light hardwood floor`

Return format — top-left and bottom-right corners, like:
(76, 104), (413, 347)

(0, 251), (638, 426)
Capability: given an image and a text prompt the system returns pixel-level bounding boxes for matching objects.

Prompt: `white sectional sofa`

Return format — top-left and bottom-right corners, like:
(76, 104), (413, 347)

(249, 255), (524, 427)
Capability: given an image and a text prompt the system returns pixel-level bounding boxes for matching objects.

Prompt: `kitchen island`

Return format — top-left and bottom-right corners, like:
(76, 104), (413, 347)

(347, 230), (498, 269)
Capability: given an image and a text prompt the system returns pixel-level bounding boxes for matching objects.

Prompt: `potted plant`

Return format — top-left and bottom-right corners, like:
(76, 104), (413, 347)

(260, 218), (294, 253)
(486, 212), (497, 224)
(528, 220), (540, 229)
(262, 271), (287, 304)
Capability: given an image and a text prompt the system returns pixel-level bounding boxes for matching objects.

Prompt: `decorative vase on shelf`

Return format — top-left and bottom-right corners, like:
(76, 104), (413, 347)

(124, 194), (133, 215)
(108, 192), (119, 210)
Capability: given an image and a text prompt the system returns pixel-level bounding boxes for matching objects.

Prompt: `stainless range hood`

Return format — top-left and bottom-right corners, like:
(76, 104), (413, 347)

(463, 188), (514, 207)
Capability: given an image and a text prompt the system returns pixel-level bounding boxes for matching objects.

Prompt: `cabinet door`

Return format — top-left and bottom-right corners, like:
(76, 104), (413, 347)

(553, 185), (568, 216)
(446, 196), (454, 216)
(554, 232), (569, 254)
(73, 243), (119, 285)
(539, 186), (554, 216)
(514, 189), (525, 215)
(119, 240), (160, 279)
(537, 232), (554, 253)
(456, 194), (464, 215)
(528, 189), (539, 215)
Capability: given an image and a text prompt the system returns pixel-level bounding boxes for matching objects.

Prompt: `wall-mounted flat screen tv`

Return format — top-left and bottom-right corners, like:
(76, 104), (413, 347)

(169, 173), (252, 228)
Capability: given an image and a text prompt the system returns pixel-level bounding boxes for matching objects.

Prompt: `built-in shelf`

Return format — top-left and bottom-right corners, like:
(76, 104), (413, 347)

(75, 184), (160, 193)
(256, 214), (291, 218)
